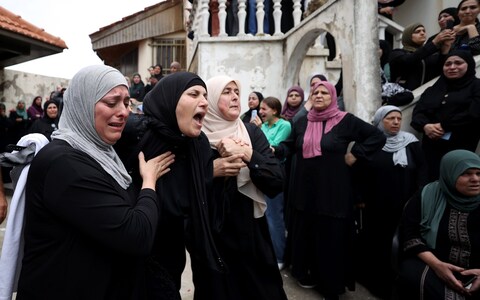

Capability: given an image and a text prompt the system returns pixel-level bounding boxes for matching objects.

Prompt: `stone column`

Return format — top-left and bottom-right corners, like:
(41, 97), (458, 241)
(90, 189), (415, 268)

(199, 0), (210, 37)
(256, 0), (265, 35)
(218, 0), (228, 37)
(272, 0), (282, 36)
(353, 0), (380, 122)
(238, 0), (247, 36)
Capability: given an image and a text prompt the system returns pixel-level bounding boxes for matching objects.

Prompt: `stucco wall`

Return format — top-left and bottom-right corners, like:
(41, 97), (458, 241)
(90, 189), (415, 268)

(0, 69), (69, 112)
(196, 39), (286, 113)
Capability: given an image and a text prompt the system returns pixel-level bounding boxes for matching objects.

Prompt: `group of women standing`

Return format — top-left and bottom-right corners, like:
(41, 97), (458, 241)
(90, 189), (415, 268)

(9, 66), (290, 300)
(9, 15), (480, 297)
(6, 96), (60, 145)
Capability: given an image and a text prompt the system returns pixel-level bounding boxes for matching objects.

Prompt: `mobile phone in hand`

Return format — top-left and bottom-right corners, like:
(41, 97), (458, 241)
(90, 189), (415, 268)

(446, 20), (455, 30)
(250, 110), (258, 122)
(455, 273), (477, 288)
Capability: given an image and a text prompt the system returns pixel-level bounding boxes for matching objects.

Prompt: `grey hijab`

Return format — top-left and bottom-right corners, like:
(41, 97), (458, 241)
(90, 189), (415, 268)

(51, 65), (132, 189)
(373, 105), (418, 167)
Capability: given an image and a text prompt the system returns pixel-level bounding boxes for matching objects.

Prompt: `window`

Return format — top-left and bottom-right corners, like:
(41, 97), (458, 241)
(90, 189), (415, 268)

(153, 39), (186, 75)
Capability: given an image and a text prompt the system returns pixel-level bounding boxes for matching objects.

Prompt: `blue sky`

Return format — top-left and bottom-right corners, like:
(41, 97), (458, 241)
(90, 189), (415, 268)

(2, 0), (162, 79)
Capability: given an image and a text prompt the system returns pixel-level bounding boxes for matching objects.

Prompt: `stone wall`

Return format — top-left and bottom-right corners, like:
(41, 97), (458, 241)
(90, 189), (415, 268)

(0, 69), (69, 112)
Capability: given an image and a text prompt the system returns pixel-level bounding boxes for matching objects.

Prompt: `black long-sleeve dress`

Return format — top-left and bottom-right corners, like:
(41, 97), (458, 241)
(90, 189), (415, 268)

(28, 116), (58, 141)
(398, 192), (480, 299)
(389, 41), (444, 91)
(353, 141), (428, 298)
(276, 113), (385, 297)
(191, 123), (287, 300)
(411, 56), (480, 181)
(17, 140), (159, 299)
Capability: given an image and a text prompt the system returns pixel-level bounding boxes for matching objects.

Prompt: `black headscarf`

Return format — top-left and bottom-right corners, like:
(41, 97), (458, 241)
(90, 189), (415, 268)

(42, 100), (58, 122)
(141, 72), (225, 273)
(440, 49), (476, 91)
(241, 91), (264, 122)
(439, 7), (460, 27)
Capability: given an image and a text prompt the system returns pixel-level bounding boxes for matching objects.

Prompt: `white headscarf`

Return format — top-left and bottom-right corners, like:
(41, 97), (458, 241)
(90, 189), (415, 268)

(373, 105), (418, 167)
(51, 65), (132, 189)
(203, 75), (266, 218)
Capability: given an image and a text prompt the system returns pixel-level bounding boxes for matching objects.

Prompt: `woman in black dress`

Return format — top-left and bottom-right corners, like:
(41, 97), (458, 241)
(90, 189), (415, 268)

(28, 100), (59, 140)
(130, 72), (226, 299)
(16, 65), (174, 299)
(198, 75), (287, 300)
(275, 80), (385, 300)
(398, 149), (480, 299)
(411, 49), (480, 181)
(354, 105), (428, 299)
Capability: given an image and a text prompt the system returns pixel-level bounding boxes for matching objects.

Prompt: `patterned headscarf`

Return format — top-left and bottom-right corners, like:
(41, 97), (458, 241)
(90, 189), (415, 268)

(51, 65), (131, 189)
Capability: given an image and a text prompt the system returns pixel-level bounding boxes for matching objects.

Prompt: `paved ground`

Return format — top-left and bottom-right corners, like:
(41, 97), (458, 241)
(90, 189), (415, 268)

(1, 186), (380, 300)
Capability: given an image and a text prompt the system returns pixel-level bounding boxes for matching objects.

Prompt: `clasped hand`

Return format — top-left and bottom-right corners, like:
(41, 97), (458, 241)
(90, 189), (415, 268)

(213, 138), (251, 178)
(423, 123), (444, 140)
(433, 261), (479, 296)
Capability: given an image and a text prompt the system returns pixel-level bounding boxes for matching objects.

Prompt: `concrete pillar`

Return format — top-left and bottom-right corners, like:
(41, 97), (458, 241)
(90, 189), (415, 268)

(353, 0), (381, 122)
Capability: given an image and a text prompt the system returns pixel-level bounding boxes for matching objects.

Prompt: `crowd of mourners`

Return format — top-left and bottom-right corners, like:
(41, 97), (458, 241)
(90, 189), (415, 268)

(1, 1), (480, 300)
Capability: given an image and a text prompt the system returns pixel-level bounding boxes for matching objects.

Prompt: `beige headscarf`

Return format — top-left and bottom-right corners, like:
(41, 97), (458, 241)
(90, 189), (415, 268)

(402, 23), (424, 52)
(203, 75), (266, 218)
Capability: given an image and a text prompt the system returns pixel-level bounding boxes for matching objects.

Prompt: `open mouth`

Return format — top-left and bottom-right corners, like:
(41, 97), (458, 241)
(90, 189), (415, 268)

(109, 122), (124, 128)
(193, 111), (206, 124)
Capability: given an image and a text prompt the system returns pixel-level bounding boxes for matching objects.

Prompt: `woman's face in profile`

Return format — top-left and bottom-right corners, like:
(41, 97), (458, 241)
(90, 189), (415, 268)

(94, 86), (130, 145)
(218, 81), (241, 121)
(411, 26), (427, 46)
(176, 85), (208, 137)
(443, 56), (468, 79)
(455, 168), (480, 197)
(438, 13), (454, 29)
(247, 93), (260, 109)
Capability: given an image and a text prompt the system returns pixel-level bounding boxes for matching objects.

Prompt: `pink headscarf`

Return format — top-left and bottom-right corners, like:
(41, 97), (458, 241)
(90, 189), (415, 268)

(302, 81), (347, 158)
(281, 86), (305, 120)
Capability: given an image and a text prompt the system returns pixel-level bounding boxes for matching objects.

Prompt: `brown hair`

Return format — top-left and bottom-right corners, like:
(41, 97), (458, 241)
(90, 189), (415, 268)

(262, 96), (282, 118)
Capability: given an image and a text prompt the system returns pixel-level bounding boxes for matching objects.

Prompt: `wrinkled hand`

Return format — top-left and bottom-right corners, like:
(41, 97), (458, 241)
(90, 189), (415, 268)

(213, 154), (246, 177)
(345, 152), (357, 166)
(216, 138), (253, 162)
(423, 123), (445, 140)
(139, 151), (175, 190)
